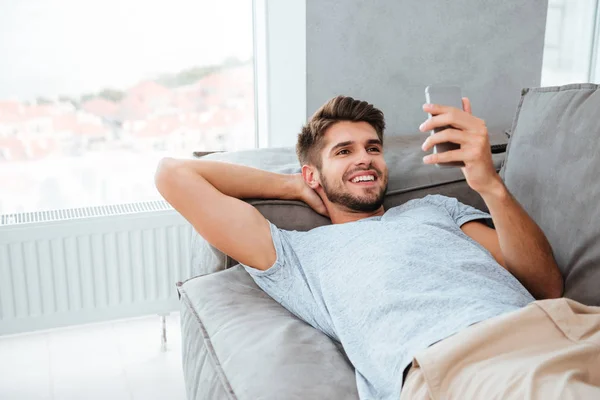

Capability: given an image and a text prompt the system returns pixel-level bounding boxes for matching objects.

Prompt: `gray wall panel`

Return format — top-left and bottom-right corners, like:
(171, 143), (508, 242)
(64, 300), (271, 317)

(306, 0), (548, 135)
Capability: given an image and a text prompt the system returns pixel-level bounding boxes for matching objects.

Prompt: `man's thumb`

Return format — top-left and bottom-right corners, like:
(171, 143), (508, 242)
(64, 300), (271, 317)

(462, 97), (472, 114)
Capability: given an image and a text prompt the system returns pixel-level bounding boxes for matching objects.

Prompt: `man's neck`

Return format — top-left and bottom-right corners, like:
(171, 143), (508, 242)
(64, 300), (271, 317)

(328, 206), (385, 224)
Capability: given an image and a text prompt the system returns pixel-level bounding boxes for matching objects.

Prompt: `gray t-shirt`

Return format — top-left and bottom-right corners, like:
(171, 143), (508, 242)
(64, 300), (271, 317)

(243, 194), (534, 400)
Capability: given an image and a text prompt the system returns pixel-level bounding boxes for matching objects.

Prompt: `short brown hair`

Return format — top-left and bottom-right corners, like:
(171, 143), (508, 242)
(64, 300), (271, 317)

(296, 96), (385, 167)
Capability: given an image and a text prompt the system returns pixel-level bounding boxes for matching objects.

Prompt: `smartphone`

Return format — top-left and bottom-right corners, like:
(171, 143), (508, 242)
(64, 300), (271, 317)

(424, 85), (465, 168)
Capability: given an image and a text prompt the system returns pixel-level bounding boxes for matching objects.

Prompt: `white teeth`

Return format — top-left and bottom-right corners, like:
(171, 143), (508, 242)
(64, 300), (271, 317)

(351, 175), (375, 183)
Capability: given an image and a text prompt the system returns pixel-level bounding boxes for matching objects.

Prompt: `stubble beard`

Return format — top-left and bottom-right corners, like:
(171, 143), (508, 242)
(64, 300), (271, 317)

(320, 169), (388, 213)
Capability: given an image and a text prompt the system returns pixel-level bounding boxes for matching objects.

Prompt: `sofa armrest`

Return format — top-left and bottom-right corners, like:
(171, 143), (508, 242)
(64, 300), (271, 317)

(180, 266), (359, 399)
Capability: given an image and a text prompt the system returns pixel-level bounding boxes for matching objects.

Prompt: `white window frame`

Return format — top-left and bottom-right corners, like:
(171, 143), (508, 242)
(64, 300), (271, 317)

(252, 0), (306, 149)
(590, 0), (600, 82)
(541, 0), (600, 86)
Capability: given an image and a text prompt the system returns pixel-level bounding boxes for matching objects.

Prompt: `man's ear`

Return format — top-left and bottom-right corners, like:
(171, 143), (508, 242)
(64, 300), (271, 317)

(301, 165), (321, 189)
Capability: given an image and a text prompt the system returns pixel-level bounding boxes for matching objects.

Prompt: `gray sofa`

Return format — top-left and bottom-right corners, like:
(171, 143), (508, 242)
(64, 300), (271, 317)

(176, 84), (600, 399)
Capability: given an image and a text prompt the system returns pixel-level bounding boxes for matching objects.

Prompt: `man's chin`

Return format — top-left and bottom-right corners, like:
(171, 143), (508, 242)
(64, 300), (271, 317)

(322, 179), (387, 212)
(347, 201), (384, 213)
(341, 194), (385, 212)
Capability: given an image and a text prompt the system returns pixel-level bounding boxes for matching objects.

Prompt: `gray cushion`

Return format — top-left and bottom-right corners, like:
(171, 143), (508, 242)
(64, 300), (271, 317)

(500, 84), (600, 306)
(191, 132), (508, 276)
(179, 266), (359, 400)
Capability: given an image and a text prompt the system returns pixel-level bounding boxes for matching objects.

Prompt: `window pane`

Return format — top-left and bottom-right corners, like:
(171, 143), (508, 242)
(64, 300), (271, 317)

(0, 0), (255, 214)
(541, 0), (598, 86)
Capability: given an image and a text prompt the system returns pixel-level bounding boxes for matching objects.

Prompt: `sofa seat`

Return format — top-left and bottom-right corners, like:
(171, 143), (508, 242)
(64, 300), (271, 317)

(179, 266), (360, 400)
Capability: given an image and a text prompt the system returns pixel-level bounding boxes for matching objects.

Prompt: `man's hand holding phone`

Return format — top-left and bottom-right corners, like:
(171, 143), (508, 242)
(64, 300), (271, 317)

(419, 98), (501, 196)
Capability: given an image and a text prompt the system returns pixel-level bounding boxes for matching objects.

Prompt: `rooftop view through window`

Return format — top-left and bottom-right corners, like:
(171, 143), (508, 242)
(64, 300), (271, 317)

(0, 0), (255, 214)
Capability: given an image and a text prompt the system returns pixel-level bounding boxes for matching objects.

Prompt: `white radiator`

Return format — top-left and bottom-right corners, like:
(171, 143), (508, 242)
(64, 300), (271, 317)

(0, 200), (193, 335)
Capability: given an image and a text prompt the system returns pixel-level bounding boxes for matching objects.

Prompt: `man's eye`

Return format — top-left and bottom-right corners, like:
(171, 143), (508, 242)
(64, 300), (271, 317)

(368, 147), (380, 152)
(337, 149), (350, 155)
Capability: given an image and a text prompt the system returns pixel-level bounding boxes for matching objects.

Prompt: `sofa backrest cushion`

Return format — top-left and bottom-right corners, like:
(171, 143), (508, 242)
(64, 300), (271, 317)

(191, 132), (507, 276)
(500, 84), (600, 306)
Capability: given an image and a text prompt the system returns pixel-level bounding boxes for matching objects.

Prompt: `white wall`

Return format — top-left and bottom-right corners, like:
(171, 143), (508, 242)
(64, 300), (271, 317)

(254, 0), (306, 148)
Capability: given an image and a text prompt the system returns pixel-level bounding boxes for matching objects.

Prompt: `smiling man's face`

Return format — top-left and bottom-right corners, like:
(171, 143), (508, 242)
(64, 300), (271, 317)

(316, 120), (388, 213)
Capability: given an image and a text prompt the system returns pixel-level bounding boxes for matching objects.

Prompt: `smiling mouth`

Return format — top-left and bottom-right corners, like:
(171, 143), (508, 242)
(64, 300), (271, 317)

(350, 175), (376, 183)
(348, 172), (379, 186)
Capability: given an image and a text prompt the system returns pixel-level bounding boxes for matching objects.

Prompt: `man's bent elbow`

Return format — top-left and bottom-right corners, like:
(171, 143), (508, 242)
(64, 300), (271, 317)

(155, 157), (179, 194)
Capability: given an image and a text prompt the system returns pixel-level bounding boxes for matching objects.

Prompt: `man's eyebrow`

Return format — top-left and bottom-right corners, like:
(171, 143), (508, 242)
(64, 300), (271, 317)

(329, 139), (383, 154)
(367, 139), (383, 146)
(330, 141), (354, 153)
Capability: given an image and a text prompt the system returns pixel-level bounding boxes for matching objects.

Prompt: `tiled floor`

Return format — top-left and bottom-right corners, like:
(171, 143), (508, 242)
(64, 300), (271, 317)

(0, 313), (186, 400)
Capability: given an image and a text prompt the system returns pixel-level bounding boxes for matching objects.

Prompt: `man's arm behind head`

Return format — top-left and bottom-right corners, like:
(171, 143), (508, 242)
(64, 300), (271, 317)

(155, 157), (295, 271)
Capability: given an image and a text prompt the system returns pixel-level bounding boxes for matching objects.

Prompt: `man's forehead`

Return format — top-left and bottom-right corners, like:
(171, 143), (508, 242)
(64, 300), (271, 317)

(322, 121), (379, 149)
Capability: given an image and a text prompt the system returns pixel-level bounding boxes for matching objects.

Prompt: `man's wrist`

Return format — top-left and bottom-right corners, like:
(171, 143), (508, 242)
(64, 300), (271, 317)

(478, 176), (509, 203)
(281, 174), (304, 201)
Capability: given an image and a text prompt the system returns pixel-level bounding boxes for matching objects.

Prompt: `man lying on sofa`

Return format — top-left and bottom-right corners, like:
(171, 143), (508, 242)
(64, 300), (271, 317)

(155, 96), (600, 399)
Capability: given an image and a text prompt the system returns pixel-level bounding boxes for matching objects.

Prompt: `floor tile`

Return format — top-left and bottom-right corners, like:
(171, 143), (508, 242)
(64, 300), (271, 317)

(113, 314), (185, 399)
(126, 349), (186, 400)
(0, 333), (52, 400)
(0, 313), (185, 400)
(48, 322), (131, 400)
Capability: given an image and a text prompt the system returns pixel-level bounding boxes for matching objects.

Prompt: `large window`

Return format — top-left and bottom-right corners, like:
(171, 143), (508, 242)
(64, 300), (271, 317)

(0, 0), (255, 214)
(541, 0), (600, 85)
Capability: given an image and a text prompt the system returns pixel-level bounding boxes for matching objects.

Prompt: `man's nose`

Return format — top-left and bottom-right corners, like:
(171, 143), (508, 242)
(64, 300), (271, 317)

(355, 149), (373, 166)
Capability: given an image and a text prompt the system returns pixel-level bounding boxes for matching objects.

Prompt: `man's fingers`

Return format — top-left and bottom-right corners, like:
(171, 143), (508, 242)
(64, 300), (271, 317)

(307, 193), (329, 217)
(462, 97), (472, 114)
(423, 149), (465, 164)
(313, 200), (329, 216)
(424, 99), (472, 114)
(423, 103), (453, 115)
(421, 129), (467, 151)
(419, 112), (471, 132)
